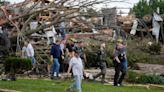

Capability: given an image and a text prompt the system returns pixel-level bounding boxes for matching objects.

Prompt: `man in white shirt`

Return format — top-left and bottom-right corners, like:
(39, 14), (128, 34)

(26, 40), (36, 69)
(67, 49), (84, 92)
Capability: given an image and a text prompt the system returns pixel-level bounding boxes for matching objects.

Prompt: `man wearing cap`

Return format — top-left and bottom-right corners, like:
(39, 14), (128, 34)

(113, 39), (128, 86)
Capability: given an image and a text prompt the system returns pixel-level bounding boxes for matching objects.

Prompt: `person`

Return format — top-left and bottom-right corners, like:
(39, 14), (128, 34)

(67, 49), (84, 92)
(113, 39), (128, 86)
(26, 40), (36, 70)
(66, 39), (75, 53)
(93, 42), (108, 83)
(78, 41), (87, 66)
(112, 30), (117, 42)
(66, 38), (78, 59)
(22, 41), (28, 58)
(60, 21), (66, 40)
(50, 39), (62, 78)
(59, 39), (65, 72)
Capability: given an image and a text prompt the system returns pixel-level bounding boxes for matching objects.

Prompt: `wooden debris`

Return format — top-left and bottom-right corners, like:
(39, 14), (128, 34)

(149, 84), (164, 88)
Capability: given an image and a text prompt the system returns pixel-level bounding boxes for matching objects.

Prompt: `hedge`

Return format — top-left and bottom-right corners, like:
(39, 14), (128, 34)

(4, 57), (32, 73)
(127, 71), (164, 85)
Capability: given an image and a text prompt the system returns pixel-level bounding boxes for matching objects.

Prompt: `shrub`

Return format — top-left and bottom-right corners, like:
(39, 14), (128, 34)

(127, 50), (148, 69)
(148, 43), (161, 55)
(137, 74), (164, 85)
(127, 71), (164, 85)
(84, 45), (99, 68)
(127, 48), (164, 69)
(127, 71), (139, 83)
(84, 43), (114, 68)
(4, 57), (32, 73)
(150, 75), (164, 84)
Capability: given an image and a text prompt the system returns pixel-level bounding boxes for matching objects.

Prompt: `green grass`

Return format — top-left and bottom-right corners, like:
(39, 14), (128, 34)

(0, 79), (164, 92)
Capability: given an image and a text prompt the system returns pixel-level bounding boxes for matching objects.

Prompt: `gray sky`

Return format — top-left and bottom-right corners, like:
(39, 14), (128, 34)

(6, 0), (140, 15)
(94, 0), (140, 15)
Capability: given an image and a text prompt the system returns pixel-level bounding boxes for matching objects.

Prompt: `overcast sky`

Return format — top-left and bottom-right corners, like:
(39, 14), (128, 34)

(6, 0), (141, 15)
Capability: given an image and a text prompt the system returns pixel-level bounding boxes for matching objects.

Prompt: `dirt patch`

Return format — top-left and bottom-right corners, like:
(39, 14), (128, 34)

(0, 89), (20, 92)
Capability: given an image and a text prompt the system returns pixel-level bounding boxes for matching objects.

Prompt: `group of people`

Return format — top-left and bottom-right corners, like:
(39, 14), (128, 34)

(90, 39), (128, 87)
(50, 37), (128, 92)
(22, 37), (128, 92)
(50, 38), (85, 92)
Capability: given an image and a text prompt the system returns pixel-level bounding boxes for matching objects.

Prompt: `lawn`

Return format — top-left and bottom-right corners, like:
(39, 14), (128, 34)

(0, 79), (163, 92)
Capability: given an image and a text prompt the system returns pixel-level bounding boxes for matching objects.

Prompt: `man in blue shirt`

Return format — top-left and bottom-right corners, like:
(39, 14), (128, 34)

(50, 39), (62, 78)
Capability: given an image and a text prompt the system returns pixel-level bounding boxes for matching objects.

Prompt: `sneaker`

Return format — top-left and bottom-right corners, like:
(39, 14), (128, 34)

(53, 72), (57, 77)
(117, 84), (121, 86)
(89, 74), (93, 80)
(113, 84), (119, 86)
(58, 74), (61, 77)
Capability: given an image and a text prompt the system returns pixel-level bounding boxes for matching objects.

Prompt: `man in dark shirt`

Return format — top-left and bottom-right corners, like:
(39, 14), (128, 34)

(50, 39), (62, 78)
(66, 39), (75, 53)
(93, 43), (107, 83)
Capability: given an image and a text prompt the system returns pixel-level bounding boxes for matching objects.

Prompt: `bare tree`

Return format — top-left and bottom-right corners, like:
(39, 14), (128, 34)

(0, 0), (110, 57)
(1, 0), (131, 37)
(1, 0), (131, 56)
(1, 0), (107, 36)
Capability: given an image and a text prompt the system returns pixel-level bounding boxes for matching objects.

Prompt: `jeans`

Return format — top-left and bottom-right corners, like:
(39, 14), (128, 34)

(121, 59), (128, 71)
(31, 56), (36, 65)
(28, 56), (36, 65)
(114, 59), (128, 85)
(52, 58), (60, 76)
(70, 75), (83, 92)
